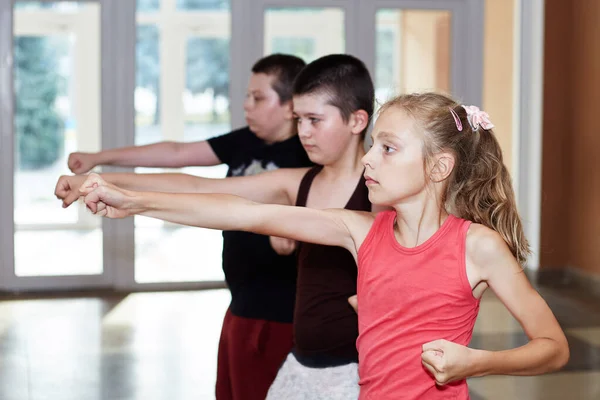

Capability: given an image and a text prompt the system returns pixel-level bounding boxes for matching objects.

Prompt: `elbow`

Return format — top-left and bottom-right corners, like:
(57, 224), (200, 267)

(549, 340), (570, 372)
(556, 342), (570, 371)
(168, 142), (188, 168)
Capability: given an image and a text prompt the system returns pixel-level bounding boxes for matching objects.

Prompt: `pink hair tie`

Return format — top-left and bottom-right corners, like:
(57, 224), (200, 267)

(449, 107), (463, 131)
(462, 105), (495, 131)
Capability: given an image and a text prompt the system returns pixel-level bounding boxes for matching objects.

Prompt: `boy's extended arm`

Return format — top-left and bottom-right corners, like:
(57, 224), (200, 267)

(55, 167), (309, 209)
(68, 141), (221, 174)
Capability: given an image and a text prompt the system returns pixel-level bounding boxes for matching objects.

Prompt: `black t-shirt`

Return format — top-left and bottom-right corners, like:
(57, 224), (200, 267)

(208, 126), (313, 323)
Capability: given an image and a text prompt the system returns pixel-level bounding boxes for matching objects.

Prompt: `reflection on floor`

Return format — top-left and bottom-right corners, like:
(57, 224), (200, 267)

(0, 280), (599, 399)
(468, 285), (600, 400)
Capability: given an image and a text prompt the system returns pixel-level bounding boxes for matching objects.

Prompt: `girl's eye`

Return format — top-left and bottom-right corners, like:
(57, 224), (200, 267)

(309, 118), (320, 124)
(383, 145), (395, 154)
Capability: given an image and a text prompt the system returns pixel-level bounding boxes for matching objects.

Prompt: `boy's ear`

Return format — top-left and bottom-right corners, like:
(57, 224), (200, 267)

(282, 100), (294, 120)
(349, 109), (369, 135)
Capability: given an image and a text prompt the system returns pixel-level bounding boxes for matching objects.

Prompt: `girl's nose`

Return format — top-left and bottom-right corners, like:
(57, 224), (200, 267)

(361, 148), (374, 168)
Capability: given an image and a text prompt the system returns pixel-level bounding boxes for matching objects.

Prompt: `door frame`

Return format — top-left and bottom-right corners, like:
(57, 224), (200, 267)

(515, 0), (545, 269)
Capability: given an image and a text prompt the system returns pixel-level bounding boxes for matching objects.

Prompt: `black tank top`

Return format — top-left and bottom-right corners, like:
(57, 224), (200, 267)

(293, 166), (371, 364)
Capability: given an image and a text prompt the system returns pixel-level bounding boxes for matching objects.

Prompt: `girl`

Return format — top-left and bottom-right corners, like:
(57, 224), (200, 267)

(77, 92), (569, 399)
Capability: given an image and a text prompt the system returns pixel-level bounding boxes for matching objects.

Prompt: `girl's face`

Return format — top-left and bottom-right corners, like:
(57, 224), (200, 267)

(243, 73), (293, 142)
(362, 108), (428, 206)
(293, 92), (360, 166)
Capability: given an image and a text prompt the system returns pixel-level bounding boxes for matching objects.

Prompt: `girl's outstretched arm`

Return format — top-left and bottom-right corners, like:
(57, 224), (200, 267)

(80, 173), (362, 253)
(422, 224), (569, 385)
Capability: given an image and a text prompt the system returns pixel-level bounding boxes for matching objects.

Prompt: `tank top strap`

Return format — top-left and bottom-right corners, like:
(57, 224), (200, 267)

(443, 215), (472, 252)
(295, 166), (323, 207)
(456, 217), (472, 242)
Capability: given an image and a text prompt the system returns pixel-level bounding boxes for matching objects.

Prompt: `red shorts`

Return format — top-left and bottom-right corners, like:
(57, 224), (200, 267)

(215, 307), (294, 400)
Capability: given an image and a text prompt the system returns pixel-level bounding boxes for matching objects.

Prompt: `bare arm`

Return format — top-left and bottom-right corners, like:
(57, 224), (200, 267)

(55, 167), (309, 209)
(80, 174), (358, 252)
(422, 225), (569, 385)
(465, 226), (569, 376)
(68, 141), (220, 174)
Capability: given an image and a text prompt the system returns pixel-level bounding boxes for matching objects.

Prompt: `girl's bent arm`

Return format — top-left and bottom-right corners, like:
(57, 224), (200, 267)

(466, 225), (569, 377)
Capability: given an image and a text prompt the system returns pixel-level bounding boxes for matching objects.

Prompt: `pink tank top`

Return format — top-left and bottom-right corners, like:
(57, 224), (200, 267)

(357, 211), (480, 400)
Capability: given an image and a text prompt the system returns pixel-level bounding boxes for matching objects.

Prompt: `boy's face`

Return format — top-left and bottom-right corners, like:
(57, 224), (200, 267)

(244, 72), (292, 141)
(293, 92), (358, 165)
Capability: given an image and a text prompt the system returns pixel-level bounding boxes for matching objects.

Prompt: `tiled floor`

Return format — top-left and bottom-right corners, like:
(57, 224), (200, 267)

(0, 282), (599, 399)
(468, 286), (600, 399)
(0, 290), (231, 400)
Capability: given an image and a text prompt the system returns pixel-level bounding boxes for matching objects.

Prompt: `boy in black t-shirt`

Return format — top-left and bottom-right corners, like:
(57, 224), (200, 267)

(59, 54), (312, 400)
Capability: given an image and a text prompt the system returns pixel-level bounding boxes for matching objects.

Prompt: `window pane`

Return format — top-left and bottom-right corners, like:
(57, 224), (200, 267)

(134, 7), (230, 283)
(135, 25), (160, 146)
(184, 37), (229, 142)
(137, 0), (160, 12)
(177, 0), (229, 11)
(375, 9), (451, 105)
(13, 3), (102, 277)
(14, 35), (74, 225)
(14, 2), (80, 11)
(272, 38), (315, 62)
(264, 8), (345, 62)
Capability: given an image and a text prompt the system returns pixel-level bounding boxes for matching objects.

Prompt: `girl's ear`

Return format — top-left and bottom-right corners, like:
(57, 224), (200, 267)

(429, 152), (455, 182)
(349, 110), (369, 136)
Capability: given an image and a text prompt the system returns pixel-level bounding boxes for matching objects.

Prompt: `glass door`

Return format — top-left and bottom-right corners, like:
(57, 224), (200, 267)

(374, 8), (452, 103)
(132, 0), (231, 287)
(360, 0), (484, 107)
(0, 0), (109, 291)
(263, 7), (346, 61)
(241, 0), (355, 61)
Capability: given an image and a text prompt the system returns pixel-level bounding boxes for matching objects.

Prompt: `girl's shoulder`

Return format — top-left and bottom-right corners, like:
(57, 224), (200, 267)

(347, 209), (379, 228)
(350, 210), (392, 255)
(466, 223), (516, 280)
(467, 222), (506, 252)
(466, 223), (507, 254)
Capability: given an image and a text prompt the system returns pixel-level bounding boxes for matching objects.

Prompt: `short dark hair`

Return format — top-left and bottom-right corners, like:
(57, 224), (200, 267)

(293, 54), (374, 137)
(252, 54), (306, 104)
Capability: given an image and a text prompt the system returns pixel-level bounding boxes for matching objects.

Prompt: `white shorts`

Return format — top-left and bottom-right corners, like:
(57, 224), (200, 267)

(266, 352), (360, 400)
